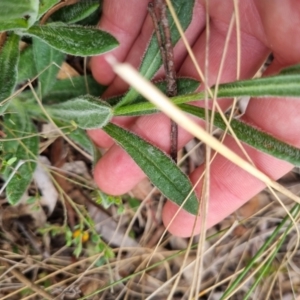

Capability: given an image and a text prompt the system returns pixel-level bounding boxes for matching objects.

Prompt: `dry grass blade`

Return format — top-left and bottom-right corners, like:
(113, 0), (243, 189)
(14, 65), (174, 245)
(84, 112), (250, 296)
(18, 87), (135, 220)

(0, 259), (53, 299)
(106, 57), (300, 207)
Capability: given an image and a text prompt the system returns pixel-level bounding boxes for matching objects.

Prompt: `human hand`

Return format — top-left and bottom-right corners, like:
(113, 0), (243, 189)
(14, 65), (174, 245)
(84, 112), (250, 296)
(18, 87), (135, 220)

(88, 0), (300, 237)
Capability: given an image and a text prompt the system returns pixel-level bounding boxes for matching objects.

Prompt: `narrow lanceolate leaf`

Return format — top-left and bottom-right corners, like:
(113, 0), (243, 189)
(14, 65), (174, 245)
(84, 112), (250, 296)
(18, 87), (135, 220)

(46, 95), (113, 129)
(38, 0), (60, 19)
(214, 72), (300, 98)
(51, 0), (100, 24)
(116, 0), (195, 107)
(0, 33), (20, 114)
(114, 78), (200, 116)
(278, 63), (300, 75)
(103, 123), (199, 215)
(3, 112), (38, 205)
(42, 75), (106, 103)
(131, 78), (200, 105)
(25, 23), (119, 56)
(173, 65), (300, 104)
(32, 37), (65, 96)
(180, 104), (300, 166)
(0, 0), (39, 31)
(18, 45), (37, 83)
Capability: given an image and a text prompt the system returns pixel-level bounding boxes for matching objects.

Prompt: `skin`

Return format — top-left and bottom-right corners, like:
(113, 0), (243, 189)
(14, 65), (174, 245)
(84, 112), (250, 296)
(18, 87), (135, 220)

(88, 0), (300, 237)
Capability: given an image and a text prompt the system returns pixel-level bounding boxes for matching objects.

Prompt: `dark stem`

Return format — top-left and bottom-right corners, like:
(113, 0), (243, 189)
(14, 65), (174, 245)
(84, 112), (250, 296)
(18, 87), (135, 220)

(148, 0), (178, 162)
(148, 2), (168, 72)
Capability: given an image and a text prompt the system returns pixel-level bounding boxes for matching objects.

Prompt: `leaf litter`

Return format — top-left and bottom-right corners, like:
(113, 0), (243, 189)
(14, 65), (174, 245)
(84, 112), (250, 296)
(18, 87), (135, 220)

(1, 116), (299, 299)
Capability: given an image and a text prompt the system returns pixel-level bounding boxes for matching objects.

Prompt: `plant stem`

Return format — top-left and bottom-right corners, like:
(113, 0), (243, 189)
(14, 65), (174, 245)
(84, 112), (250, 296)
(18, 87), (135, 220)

(148, 0), (178, 162)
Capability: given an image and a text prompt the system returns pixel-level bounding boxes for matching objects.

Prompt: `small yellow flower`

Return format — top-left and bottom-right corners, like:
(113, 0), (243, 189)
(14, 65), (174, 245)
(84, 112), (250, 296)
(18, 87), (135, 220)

(73, 230), (89, 243)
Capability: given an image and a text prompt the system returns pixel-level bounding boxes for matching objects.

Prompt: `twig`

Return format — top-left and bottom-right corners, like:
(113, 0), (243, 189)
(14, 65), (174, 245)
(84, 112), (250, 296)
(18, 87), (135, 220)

(148, 0), (178, 162)
(148, 3), (168, 72)
(0, 259), (53, 300)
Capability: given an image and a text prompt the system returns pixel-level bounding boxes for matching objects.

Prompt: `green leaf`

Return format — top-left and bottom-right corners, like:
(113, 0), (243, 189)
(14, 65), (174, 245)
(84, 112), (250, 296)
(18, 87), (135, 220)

(133, 77), (200, 104)
(68, 128), (95, 155)
(17, 45), (37, 83)
(114, 78), (200, 116)
(103, 123), (199, 215)
(46, 95), (113, 129)
(6, 157), (17, 166)
(51, 0), (100, 24)
(52, 119), (95, 155)
(95, 189), (122, 209)
(2, 111), (38, 205)
(2, 101), (28, 153)
(174, 65), (300, 102)
(32, 37), (65, 96)
(278, 63), (300, 75)
(180, 104), (300, 166)
(42, 75), (106, 103)
(243, 218), (295, 300)
(0, 0), (39, 31)
(0, 33), (20, 114)
(75, 5), (101, 26)
(214, 73), (300, 98)
(116, 0), (195, 107)
(25, 23), (119, 56)
(38, 0), (60, 19)
(113, 65), (300, 117)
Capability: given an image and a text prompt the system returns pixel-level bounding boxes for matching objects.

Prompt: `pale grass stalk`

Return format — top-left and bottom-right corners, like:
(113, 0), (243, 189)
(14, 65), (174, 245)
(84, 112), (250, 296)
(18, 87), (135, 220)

(267, 187), (300, 262)
(60, 253), (104, 294)
(233, 0), (241, 80)
(28, 81), (92, 160)
(225, 227), (257, 292)
(165, 1), (211, 296)
(0, 61), (71, 109)
(160, 6), (251, 297)
(47, 166), (96, 190)
(222, 236), (292, 300)
(10, 252), (107, 300)
(193, 0), (211, 295)
(197, 235), (282, 298)
(110, 49), (298, 294)
(198, 269), (244, 298)
(0, 259), (53, 300)
(0, 127), (70, 141)
(166, 0), (258, 172)
(144, 169), (205, 264)
(145, 220), (239, 300)
(221, 210), (300, 299)
(165, 0), (248, 161)
(0, 160), (26, 196)
(2, 122), (39, 159)
(35, 157), (104, 240)
(116, 186), (158, 289)
(106, 58), (300, 213)
(286, 263), (298, 299)
(264, 252), (288, 299)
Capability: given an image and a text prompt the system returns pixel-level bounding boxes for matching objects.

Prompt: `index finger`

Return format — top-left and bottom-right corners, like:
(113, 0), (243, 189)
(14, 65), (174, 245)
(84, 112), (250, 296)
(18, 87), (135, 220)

(91, 0), (149, 86)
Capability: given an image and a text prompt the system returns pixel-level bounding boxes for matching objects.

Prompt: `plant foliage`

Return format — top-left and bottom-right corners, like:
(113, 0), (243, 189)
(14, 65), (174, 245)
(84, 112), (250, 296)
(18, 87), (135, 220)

(1, 0), (300, 220)
(1, 1), (300, 297)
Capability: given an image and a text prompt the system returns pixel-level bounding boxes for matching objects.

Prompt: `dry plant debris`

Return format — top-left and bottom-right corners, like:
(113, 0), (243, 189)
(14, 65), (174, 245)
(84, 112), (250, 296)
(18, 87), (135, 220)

(1, 122), (300, 299)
